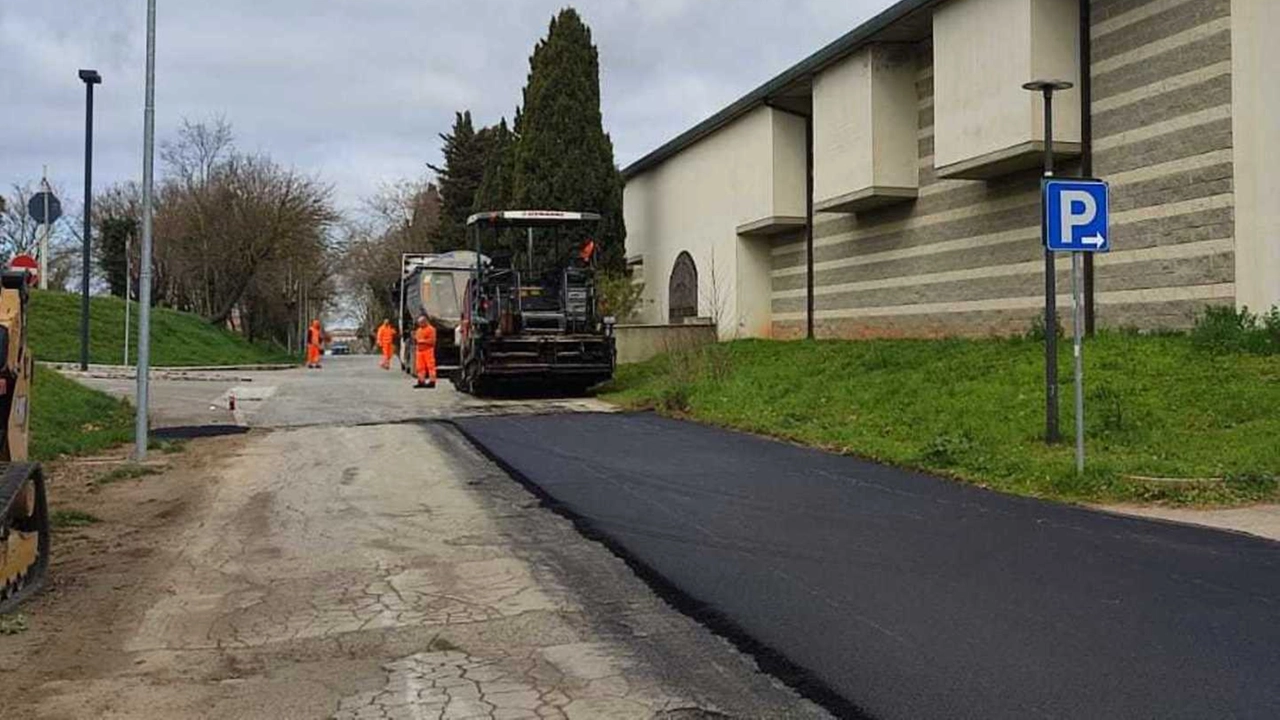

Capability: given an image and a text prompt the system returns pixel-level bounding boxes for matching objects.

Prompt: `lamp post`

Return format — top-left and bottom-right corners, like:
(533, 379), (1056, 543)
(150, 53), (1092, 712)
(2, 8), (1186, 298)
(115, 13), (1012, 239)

(1023, 79), (1073, 445)
(78, 69), (102, 372)
(135, 0), (157, 460)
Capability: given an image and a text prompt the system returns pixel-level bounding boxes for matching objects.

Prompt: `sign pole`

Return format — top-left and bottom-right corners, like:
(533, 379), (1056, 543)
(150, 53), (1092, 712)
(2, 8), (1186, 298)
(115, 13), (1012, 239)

(124, 233), (132, 367)
(1071, 251), (1085, 474)
(40, 168), (50, 290)
(1044, 177), (1109, 475)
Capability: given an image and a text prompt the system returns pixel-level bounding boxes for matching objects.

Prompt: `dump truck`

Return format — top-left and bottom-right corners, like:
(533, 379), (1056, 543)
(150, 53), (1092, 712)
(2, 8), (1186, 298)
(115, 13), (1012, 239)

(455, 210), (616, 395)
(0, 270), (47, 613)
(398, 250), (486, 372)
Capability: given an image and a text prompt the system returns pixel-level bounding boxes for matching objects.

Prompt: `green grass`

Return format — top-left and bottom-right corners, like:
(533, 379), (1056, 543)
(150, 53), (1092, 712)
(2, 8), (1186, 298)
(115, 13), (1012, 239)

(29, 290), (294, 367)
(95, 463), (161, 486)
(50, 509), (100, 528)
(30, 366), (134, 460)
(0, 613), (29, 633)
(603, 334), (1280, 506)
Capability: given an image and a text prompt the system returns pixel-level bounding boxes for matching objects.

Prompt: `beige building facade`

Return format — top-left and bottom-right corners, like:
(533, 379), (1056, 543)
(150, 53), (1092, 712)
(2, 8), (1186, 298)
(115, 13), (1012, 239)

(622, 0), (1278, 339)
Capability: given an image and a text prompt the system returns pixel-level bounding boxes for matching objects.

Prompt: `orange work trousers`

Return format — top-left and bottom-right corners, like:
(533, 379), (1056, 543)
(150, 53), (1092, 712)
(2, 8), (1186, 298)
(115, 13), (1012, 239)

(379, 343), (394, 369)
(306, 343), (321, 367)
(415, 349), (437, 384)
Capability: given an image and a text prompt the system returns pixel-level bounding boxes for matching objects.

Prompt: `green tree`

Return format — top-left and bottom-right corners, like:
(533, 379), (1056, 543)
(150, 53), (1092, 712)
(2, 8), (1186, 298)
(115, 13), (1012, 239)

(428, 111), (491, 251)
(473, 118), (516, 214)
(97, 216), (136, 298)
(511, 7), (626, 269)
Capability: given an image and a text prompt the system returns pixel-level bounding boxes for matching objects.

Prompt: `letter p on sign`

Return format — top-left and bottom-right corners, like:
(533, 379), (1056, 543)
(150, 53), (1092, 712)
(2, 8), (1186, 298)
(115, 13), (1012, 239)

(1044, 179), (1110, 253)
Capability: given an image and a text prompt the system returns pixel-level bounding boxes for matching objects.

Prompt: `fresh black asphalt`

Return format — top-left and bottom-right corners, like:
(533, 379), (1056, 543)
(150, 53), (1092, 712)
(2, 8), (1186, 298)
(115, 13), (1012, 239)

(455, 412), (1280, 719)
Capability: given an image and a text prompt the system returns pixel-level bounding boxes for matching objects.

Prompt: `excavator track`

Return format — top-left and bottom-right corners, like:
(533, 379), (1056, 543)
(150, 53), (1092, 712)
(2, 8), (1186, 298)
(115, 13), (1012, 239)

(0, 463), (48, 614)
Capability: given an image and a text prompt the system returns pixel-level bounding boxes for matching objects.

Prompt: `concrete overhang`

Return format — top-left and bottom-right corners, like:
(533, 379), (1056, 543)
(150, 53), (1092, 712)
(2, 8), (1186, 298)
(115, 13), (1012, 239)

(935, 140), (1082, 180)
(814, 186), (918, 214)
(735, 215), (808, 237)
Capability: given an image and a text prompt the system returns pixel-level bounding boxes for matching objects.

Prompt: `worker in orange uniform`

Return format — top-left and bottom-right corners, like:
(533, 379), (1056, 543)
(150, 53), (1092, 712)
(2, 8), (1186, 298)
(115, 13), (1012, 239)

(375, 319), (397, 370)
(306, 319), (324, 369)
(413, 314), (437, 389)
(577, 238), (596, 266)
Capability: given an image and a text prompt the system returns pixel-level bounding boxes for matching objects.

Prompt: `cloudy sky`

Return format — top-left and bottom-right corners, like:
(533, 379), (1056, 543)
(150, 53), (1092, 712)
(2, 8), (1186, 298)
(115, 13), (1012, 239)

(2, 0), (892, 212)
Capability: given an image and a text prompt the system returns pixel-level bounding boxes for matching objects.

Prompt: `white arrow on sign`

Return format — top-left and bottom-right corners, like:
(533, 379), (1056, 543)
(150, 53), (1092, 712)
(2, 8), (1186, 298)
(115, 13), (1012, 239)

(1082, 233), (1106, 248)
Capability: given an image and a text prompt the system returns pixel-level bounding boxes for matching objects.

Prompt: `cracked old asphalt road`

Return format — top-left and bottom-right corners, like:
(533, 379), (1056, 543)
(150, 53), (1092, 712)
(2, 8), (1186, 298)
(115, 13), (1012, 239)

(7, 357), (827, 720)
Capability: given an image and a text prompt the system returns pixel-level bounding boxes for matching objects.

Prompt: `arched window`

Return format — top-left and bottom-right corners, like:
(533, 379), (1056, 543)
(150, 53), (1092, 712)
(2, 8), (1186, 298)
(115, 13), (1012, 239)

(668, 251), (698, 324)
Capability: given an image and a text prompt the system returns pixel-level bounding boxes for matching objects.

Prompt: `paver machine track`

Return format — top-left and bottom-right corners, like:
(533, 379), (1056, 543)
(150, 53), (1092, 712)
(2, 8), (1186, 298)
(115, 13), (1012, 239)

(0, 269), (46, 613)
(0, 464), (48, 613)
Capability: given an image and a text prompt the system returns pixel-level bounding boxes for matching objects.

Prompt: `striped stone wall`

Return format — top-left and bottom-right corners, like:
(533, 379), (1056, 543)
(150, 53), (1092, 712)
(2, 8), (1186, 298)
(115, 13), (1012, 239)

(771, 0), (1234, 339)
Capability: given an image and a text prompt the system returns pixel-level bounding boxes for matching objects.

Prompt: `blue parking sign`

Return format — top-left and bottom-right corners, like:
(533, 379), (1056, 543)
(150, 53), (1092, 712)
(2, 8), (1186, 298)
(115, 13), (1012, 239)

(1044, 179), (1110, 253)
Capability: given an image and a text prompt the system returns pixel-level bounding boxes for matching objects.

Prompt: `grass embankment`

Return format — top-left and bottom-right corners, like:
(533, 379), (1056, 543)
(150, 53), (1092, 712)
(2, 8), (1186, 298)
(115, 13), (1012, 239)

(604, 334), (1280, 506)
(30, 366), (133, 460)
(29, 290), (293, 366)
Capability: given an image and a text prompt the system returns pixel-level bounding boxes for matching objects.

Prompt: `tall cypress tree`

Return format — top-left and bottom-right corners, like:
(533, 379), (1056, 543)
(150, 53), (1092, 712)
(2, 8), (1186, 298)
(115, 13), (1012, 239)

(473, 118), (517, 214)
(511, 8), (626, 269)
(428, 111), (490, 251)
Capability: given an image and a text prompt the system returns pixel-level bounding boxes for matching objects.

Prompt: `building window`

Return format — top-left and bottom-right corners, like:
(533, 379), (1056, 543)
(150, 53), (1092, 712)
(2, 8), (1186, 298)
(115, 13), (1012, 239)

(668, 251), (698, 324)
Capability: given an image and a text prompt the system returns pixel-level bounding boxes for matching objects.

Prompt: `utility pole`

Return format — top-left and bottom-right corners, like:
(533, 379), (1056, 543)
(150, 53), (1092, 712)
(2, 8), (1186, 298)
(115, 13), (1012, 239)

(135, 0), (156, 460)
(1023, 79), (1073, 445)
(78, 69), (102, 371)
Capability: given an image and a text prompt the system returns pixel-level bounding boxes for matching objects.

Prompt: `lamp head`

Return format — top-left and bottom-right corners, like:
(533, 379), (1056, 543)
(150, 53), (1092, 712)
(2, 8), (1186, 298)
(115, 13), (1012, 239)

(1022, 79), (1073, 93)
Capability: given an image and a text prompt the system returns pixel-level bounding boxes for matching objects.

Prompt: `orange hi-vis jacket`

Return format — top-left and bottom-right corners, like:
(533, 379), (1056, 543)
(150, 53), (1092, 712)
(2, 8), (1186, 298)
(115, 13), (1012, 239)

(376, 323), (396, 347)
(413, 324), (437, 383)
(414, 324), (436, 351)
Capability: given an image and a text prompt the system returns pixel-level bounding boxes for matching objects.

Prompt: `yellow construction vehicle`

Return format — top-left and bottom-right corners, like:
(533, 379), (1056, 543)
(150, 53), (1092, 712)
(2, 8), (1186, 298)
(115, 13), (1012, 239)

(0, 270), (46, 613)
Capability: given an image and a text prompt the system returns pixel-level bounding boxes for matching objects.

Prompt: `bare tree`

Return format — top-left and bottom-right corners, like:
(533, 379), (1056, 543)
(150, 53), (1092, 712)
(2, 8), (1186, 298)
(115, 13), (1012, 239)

(160, 116), (234, 187)
(701, 246), (734, 339)
(342, 179), (441, 333)
(1, 182), (67, 259)
(1, 182), (82, 290)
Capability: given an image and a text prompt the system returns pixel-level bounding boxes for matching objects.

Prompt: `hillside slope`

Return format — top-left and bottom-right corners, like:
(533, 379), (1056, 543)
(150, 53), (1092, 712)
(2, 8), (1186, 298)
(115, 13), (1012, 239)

(29, 290), (293, 367)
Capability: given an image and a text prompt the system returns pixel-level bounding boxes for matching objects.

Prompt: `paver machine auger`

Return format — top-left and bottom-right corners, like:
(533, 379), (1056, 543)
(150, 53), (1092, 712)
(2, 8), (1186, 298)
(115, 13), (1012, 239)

(0, 270), (47, 613)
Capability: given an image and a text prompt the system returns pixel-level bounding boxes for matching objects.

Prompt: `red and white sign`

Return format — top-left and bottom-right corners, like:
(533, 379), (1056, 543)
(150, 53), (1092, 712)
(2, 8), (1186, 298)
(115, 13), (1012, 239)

(9, 254), (38, 284)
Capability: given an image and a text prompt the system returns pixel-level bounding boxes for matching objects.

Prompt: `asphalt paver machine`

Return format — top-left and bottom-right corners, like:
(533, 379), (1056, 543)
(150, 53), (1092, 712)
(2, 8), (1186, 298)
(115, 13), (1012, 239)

(456, 210), (616, 395)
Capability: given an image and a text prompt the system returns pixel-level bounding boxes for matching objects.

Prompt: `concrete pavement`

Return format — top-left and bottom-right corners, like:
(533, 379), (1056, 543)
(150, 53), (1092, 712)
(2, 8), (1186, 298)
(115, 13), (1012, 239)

(456, 412), (1280, 720)
(1101, 503), (1280, 542)
(77, 355), (614, 430)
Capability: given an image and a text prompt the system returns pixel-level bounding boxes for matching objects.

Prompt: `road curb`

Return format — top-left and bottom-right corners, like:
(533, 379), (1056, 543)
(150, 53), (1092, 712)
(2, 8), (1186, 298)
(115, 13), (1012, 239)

(41, 361), (296, 381)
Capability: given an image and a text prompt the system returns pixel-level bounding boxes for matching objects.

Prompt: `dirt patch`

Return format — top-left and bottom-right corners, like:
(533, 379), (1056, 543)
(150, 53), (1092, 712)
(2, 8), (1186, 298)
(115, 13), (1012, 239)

(0, 432), (250, 712)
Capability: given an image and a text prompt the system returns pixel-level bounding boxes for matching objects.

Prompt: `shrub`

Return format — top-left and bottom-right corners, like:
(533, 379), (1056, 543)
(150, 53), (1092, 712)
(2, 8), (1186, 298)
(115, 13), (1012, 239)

(1191, 305), (1280, 355)
(1025, 311), (1064, 341)
(658, 381), (692, 414)
(920, 431), (976, 467)
(596, 271), (645, 322)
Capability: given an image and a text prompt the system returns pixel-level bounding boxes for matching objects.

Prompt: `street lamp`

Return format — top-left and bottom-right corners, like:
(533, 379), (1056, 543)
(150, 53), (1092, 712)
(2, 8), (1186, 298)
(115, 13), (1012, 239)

(135, 0), (157, 460)
(1023, 79), (1073, 445)
(78, 68), (102, 372)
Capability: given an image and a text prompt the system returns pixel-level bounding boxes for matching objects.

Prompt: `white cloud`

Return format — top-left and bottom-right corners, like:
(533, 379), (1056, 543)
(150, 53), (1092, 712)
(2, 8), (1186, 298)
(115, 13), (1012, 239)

(0, 0), (892, 211)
